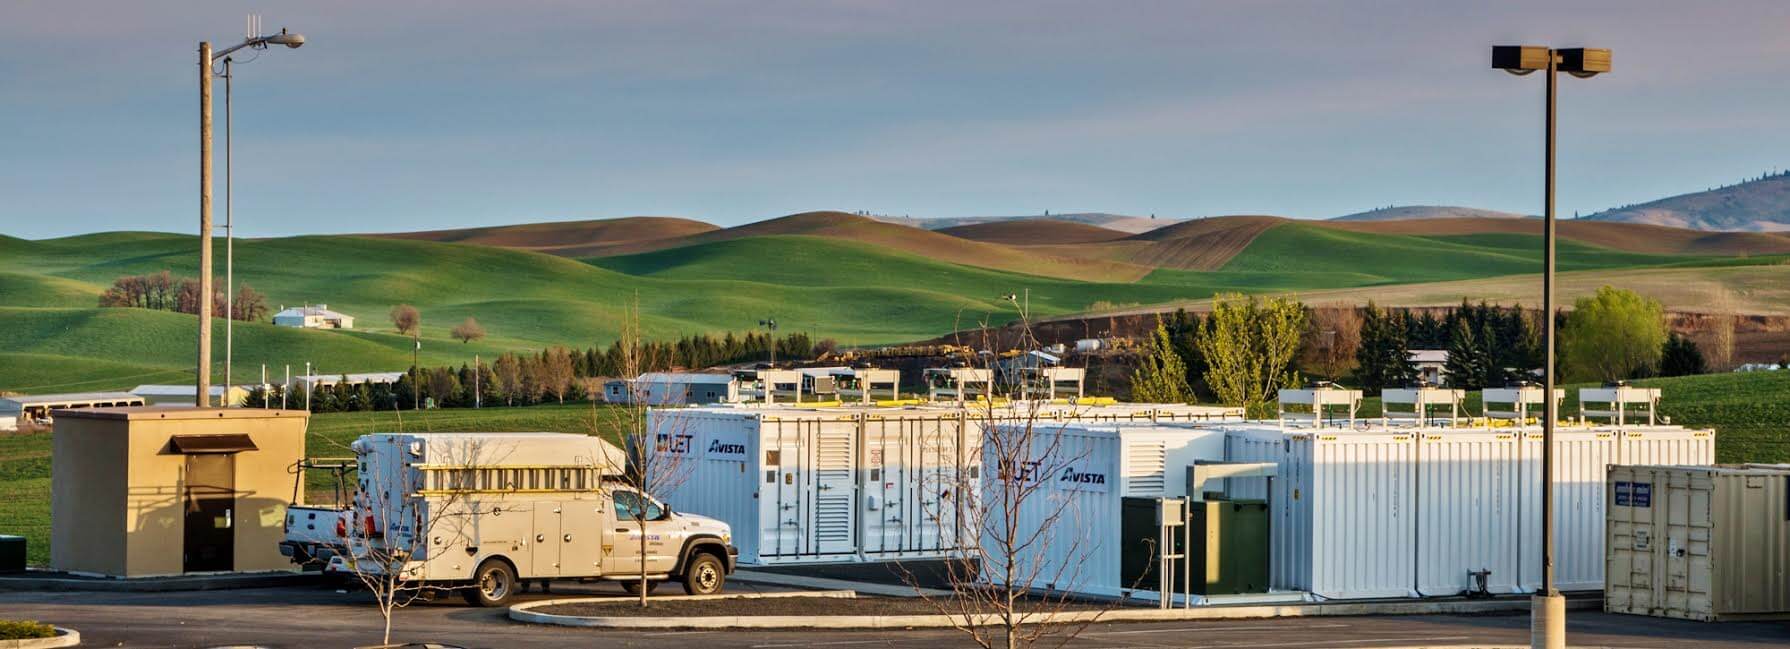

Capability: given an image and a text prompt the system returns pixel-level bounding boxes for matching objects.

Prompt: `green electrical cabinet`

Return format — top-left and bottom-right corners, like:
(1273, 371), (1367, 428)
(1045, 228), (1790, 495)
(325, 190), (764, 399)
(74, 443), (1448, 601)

(1189, 499), (1269, 595)
(1119, 497), (1270, 596)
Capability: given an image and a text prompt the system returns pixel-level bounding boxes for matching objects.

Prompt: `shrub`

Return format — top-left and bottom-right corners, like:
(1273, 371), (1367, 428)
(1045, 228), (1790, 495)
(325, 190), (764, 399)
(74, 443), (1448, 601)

(0, 619), (57, 640)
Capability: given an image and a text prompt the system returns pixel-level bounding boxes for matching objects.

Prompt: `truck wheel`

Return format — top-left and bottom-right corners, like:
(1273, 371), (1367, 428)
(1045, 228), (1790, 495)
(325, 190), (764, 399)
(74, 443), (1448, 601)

(462, 560), (517, 607)
(681, 553), (725, 595)
(622, 579), (658, 595)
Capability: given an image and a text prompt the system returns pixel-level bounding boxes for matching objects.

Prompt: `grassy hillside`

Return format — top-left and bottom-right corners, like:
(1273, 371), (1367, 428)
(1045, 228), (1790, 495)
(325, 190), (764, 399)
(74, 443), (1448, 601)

(2, 217), (1779, 393)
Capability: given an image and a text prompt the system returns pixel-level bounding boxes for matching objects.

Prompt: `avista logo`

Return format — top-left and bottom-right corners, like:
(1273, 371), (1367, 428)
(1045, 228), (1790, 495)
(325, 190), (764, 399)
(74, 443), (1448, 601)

(1059, 467), (1107, 485)
(708, 440), (747, 455)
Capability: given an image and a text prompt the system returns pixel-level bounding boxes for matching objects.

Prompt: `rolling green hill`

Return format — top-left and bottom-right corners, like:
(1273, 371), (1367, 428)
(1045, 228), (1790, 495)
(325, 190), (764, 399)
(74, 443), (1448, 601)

(0, 220), (1778, 393)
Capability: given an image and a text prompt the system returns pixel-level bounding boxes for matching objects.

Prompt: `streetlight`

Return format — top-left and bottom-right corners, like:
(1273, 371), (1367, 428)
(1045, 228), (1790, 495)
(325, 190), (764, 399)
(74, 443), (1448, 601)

(759, 318), (778, 366)
(196, 20), (305, 408)
(1492, 44), (1609, 649)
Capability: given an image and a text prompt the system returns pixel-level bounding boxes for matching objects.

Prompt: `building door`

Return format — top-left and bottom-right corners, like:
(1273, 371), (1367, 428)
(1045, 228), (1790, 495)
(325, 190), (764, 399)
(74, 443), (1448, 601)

(183, 453), (235, 572)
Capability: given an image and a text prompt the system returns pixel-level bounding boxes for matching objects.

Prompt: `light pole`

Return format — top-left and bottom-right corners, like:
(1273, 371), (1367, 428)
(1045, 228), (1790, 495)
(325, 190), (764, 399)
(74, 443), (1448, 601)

(1492, 44), (1609, 649)
(759, 318), (778, 366)
(196, 22), (305, 407)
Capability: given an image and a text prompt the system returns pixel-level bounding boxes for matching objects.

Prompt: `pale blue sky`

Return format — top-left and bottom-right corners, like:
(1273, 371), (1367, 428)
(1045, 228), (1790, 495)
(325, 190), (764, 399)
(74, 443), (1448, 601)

(4, 1), (1790, 238)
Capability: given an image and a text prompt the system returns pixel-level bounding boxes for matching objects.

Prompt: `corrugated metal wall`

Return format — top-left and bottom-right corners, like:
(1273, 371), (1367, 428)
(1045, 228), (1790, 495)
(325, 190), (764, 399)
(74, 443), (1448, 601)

(1416, 430), (1521, 595)
(1607, 464), (1790, 621)
(1517, 429), (1620, 592)
(1293, 431), (1418, 599)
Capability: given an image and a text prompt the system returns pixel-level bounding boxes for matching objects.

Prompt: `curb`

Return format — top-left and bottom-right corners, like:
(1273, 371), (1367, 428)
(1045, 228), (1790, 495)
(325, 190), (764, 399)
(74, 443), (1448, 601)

(0, 627), (80, 649)
(511, 594), (1599, 630)
(511, 590), (859, 627)
(0, 570), (321, 593)
(731, 570), (954, 598)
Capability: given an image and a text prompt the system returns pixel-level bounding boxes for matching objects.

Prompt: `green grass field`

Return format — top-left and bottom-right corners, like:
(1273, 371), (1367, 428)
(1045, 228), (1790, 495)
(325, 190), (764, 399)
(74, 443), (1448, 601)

(0, 224), (1777, 392)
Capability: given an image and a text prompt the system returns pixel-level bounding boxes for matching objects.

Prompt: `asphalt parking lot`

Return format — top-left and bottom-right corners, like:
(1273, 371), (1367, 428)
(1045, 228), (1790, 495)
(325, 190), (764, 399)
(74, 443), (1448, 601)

(4, 583), (1789, 649)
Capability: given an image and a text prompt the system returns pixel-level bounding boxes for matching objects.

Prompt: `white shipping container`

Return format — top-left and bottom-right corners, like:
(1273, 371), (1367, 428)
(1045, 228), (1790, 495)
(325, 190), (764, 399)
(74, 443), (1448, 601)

(860, 412), (976, 559)
(1606, 464), (1790, 621)
(1620, 426), (1715, 467)
(1516, 428), (1621, 592)
(1415, 430), (1522, 596)
(1279, 429), (1418, 600)
(652, 407), (979, 565)
(981, 423), (1226, 600)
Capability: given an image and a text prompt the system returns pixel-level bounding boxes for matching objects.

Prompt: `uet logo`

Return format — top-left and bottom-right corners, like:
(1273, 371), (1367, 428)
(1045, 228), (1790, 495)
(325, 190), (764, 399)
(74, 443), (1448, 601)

(656, 433), (694, 454)
(708, 440), (747, 455)
(1059, 466), (1107, 486)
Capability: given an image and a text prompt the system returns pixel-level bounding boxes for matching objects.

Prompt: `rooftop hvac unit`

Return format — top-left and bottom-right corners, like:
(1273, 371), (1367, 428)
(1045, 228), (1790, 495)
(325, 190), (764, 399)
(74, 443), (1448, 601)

(1381, 387), (1465, 428)
(1276, 386), (1362, 429)
(1579, 385), (1661, 425)
(1482, 386), (1564, 423)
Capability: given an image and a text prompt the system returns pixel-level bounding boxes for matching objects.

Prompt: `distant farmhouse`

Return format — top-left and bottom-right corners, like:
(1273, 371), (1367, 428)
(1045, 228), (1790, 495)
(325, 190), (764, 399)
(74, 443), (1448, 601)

(272, 304), (354, 329)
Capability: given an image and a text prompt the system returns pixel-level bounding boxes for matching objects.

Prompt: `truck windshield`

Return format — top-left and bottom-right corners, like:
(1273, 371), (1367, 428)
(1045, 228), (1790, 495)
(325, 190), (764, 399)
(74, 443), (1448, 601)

(613, 491), (664, 521)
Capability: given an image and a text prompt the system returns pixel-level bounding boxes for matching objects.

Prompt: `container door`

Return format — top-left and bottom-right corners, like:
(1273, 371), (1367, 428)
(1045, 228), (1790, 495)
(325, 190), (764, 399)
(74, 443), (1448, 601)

(763, 438), (804, 559)
(859, 418), (901, 556)
(916, 417), (963, 554)
(808, 420), (857, 555)
(183, 453), (236, 573)
(532, 503), (561, 577)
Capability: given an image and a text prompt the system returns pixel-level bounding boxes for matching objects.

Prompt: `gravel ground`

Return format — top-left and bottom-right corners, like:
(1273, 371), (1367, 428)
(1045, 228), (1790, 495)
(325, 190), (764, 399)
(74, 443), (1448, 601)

(539, 595), (1102, 617)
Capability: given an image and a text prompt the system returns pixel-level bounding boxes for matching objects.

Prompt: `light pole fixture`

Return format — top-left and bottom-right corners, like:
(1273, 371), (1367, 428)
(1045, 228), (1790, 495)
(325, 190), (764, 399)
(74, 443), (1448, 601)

(1492, 43), (1609, 649)
(759, 318), (778, 366)
(197, 19), (305, 408)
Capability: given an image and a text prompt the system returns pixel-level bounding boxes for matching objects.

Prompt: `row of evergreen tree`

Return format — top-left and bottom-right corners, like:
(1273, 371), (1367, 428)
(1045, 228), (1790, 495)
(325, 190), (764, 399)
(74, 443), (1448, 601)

(249, 330), (822, 412)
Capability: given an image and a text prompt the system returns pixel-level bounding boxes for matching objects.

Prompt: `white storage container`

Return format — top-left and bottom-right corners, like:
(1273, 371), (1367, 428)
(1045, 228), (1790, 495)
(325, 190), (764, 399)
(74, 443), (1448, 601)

(980, 422), (1226, 600)
(1415, 430), (1522, 596)
(652, 407), (978, 565)
(860, 411), (976, 559)
(1606, 464), (1790, 621)
(1278, 430), (1417, 599)
(1620, 426), (1715, 467)
(1516, 427), (1621, 592)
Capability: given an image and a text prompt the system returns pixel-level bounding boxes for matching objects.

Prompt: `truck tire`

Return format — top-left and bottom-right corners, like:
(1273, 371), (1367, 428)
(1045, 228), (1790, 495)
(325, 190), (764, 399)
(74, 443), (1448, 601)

(622, 579), (658, 595)
(462, 559), (517, 607)
(681, 552), (726, 595)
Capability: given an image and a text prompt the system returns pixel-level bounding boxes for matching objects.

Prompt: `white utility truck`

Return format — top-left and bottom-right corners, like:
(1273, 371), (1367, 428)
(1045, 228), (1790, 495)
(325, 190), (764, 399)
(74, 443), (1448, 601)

(286, 432), (736, 606)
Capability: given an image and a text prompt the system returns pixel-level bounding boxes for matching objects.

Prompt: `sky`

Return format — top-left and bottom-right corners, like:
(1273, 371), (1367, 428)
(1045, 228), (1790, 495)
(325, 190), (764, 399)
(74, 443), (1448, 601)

(4, 1), (1790, 238)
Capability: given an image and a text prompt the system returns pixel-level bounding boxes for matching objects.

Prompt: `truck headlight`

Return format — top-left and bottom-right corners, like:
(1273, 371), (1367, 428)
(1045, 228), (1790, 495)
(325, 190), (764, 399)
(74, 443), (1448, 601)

(721, 533), (731, 545)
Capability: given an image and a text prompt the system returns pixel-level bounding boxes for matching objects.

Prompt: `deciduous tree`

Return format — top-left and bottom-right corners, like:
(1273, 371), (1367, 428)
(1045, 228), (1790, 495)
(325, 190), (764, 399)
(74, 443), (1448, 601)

(1561, 286), (1666, 383)
(1129, 320), (1193, 403)
(451, 317), (486, 344)
(1196, 293), (1306, 416)
(389, 304), (421, 336)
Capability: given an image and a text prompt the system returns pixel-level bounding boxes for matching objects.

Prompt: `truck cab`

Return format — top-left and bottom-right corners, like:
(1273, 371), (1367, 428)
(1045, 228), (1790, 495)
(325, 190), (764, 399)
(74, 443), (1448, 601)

(292, 432), (736, 607)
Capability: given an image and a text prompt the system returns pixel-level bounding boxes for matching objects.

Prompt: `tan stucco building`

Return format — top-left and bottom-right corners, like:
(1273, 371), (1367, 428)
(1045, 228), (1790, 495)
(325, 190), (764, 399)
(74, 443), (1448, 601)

(51, 407), (309, 577)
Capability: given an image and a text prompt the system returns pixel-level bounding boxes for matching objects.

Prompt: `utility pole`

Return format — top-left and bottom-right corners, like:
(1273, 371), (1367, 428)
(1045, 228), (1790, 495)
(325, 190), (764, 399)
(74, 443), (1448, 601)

(412, 335), (421, 410)
(474, 353), (481, 409)
(197, 41), (214, 408)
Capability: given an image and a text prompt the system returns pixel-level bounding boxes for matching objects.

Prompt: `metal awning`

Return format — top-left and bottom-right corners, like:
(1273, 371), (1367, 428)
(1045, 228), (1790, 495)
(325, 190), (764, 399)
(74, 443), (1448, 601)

(168, 434), (258, 454)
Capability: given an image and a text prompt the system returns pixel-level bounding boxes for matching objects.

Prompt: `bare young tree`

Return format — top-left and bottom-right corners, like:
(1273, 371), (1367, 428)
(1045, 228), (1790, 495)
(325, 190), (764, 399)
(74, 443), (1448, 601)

(907, 302), (1114, 649)
(389, 304), (421, 336)
(451, 317), (487, 344)
(333, 432), (497, 646)
(597, 295), (694, 607)
(542, 347), (577, 404)
(1300, 302), (1362, 381)
(1701, 286), (1737, 372)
